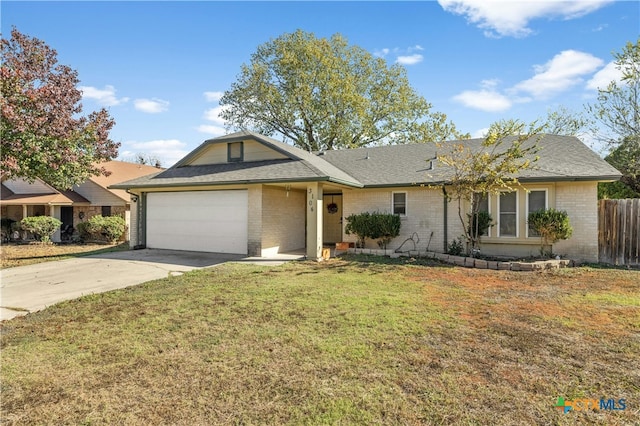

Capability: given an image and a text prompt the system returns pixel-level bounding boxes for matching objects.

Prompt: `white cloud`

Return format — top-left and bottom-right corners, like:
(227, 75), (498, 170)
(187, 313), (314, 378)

(396, 54), (424, 65)
(472, 127), (490, 138)
(204, 91), (224, 102)
(203, 105), (228, 125)
(121, 139), (189, 167)
(586, 61), (622, 90)
(374, 48), (390, 57)
(438, 0), (613, 38)
(512, 50), (603, 99)
(196, 124), (227, 136)
(134, 98), (170, 113)
(80, 85), (129, 106)
(453, 89), (512, 112)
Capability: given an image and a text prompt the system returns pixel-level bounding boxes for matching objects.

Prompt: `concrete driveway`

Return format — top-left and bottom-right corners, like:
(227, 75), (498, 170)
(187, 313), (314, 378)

(0, 249), (247, 321)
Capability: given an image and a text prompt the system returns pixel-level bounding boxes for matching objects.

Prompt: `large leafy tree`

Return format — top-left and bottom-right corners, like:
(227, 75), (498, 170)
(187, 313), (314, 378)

(1, 28), (119, 189)
(585, 39), (640, 198)
(436, 119), (543, 254)
(586, 38), (639, 147)
(598, 135), (640, 198)
(220, 30), (467, 152)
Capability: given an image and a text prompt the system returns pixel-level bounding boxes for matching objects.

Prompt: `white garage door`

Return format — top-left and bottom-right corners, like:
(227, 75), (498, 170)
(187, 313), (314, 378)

(146, 190), (248, 254)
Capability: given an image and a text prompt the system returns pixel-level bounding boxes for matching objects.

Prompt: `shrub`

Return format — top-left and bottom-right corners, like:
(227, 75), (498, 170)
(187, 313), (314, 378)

(527, 208), (573, 257)
(467, 210), (493, 241)
(370, 212), (401, 250)
(20, 216), (61, 243)
(345, 212), (402, 249)
(447, 237), (464, 256)
(345, 212), (372, 248)
(81, 215), (127, 243)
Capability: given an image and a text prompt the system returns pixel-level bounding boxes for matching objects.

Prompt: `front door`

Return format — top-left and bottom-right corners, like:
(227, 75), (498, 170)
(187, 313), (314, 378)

(323, 194), (342, 244)
(61, 206), (73, 229)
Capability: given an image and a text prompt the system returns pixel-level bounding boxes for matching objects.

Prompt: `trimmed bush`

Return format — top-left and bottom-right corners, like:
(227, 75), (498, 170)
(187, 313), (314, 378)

(81, 215), (126, 243)
(345, 212), (401, 249)
(20, 216), (61, 243)
(528, 208), (573, 257)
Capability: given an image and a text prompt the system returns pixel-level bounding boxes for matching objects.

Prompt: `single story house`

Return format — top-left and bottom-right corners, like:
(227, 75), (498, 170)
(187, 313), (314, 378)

(111, 131), (621, 262)
(1, 161), (161, 242)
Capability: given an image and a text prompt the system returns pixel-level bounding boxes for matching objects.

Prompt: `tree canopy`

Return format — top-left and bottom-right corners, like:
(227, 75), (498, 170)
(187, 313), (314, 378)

(220, 30), (467, 152)
(1, 28), (119, 189)
(436, 119), (543, 254)
(586, 38), (639, 147)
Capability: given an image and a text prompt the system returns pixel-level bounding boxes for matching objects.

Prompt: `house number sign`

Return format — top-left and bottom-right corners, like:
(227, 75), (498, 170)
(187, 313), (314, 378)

(308, 188), (314, 212)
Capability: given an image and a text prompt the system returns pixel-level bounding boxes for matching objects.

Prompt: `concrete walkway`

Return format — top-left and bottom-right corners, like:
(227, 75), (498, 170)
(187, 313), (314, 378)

(0, 249), (303, 321)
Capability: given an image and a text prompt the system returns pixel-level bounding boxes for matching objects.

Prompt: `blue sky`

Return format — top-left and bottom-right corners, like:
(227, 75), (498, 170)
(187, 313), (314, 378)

(3, 1), (638, 166)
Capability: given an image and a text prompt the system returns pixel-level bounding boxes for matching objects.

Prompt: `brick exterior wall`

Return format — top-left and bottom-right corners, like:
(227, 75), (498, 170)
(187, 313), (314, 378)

(553, 181), (599, 262)
(247, 186), (263, 256)
(343, 187), (450, 252)
(261, 186), (305, 256)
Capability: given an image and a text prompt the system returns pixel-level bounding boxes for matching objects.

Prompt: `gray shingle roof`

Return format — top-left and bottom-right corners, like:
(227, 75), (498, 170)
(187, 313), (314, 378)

(319, 134), (622, 186)
(111, 131), (362, 189)
(111, 133), (621, 190)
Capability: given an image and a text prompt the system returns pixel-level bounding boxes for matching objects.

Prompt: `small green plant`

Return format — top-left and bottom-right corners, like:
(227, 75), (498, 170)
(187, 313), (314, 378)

(20, 216), (61, 244)
(345, 212), (402, 249)
(345, 212), (371, 248)
(527, 208), (573, 257)
(81, 215), (127, 243)
(447, 237), (465, 256)
(371, 212), (401, 250)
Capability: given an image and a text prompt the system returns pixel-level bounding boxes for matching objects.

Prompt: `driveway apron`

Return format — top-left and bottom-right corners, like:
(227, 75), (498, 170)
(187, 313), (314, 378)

(0, 249), (244, 321)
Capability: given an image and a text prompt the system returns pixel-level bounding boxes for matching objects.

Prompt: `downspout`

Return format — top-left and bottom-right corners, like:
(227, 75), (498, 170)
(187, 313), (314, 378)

(442, 186), (448, 253)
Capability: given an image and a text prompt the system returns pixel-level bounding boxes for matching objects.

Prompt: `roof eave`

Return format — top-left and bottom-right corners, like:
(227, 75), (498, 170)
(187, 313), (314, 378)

(110, 176), (363, 190)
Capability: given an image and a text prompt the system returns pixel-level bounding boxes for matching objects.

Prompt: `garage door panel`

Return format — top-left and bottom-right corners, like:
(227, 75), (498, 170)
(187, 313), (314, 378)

(146, 190), (248, 254)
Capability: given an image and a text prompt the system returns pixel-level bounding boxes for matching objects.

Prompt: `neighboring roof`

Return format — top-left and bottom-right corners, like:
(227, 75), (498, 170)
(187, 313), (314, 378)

(1, 183), (14, 199)
(0, 189), (90, 206)
(89, 161), (163, 201)
(112, 131), (362, 189)
(0, 161), (159, 206)
(111, 133), (622, 190)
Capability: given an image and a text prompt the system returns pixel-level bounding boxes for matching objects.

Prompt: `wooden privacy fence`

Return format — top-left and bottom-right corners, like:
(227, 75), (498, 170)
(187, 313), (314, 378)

(598, 199), (640, 265)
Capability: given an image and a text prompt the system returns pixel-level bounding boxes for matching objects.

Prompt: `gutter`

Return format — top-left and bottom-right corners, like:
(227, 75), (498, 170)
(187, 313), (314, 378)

(110, 176), (364, 190)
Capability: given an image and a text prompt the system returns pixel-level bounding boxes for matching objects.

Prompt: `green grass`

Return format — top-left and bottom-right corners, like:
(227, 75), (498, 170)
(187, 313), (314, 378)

(0, 242), (129, 269)
(1, 258), (639, 425)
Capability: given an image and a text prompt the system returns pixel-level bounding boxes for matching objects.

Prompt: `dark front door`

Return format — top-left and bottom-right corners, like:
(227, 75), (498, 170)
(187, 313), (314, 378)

(61, 206), (73, 229)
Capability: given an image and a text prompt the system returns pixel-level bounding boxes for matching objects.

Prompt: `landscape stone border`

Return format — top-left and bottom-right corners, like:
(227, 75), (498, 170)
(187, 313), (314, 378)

(345, 248), (573, 271)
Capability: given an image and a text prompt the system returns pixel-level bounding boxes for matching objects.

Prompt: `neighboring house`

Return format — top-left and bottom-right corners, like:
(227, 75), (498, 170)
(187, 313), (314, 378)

(111, 131), (621, 263)
(1, 161), (161, 242)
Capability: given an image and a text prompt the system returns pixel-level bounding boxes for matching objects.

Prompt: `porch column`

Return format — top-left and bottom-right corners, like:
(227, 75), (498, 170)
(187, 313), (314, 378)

(51, 205), (61, 242)
(306, 182), (324, 261)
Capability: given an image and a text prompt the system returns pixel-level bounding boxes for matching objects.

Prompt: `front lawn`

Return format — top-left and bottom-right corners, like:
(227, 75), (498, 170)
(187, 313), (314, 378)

(1, 258), (638, 425)
(0, 242), (128, 269)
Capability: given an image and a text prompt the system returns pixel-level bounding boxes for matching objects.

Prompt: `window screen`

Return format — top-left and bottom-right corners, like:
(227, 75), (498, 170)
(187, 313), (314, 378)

(499, 192), (517, 237)
(393, 192), (406, 216)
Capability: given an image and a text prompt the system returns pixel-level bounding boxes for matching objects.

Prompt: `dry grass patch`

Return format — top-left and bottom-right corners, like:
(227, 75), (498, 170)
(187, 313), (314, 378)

(0, 243), (128, 269)
(1, 257), (638, 425)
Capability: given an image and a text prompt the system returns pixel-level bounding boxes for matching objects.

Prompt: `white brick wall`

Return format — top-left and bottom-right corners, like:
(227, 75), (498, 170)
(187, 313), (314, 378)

(261, 186), (305, 255)
(247, 185), (263, 256)
(553, 182), (599, 262)
(343, 187), (449, 252)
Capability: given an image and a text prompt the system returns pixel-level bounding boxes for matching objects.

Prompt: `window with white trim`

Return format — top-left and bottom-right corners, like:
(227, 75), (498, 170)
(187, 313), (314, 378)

(499, 191), (517, 237)
(527, 189), (547, 237)
(392, 192), (407, 216)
